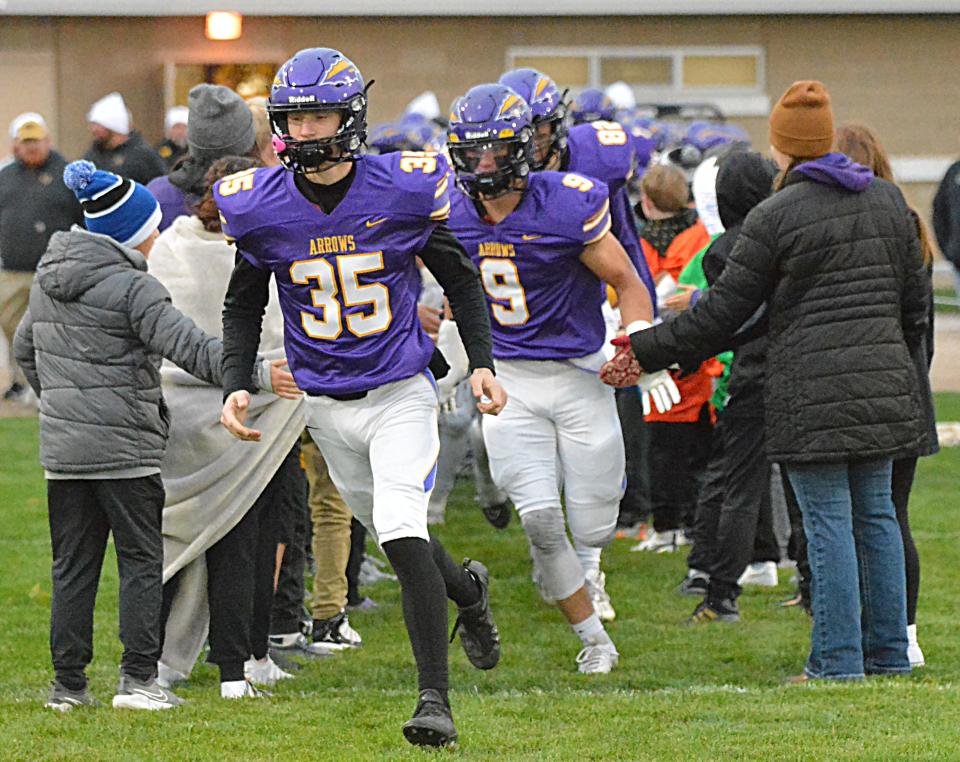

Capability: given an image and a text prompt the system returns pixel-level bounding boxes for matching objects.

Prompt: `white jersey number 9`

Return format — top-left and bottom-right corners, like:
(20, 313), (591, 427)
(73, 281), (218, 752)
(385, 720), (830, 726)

(290, 252), (392, 340)
(480, 258), (529, 326)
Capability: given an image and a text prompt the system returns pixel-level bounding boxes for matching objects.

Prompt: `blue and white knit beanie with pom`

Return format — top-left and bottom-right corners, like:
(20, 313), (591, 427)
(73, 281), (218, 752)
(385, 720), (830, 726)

(63, 160), (161, 248)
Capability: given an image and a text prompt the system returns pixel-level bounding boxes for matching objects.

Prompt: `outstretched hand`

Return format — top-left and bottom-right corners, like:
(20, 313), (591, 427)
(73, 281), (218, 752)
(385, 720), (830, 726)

(637, 370), (682, 416)
(269, 359), (302, 400)
(220, 390), (261, 441)
(470, 368), (507, 415)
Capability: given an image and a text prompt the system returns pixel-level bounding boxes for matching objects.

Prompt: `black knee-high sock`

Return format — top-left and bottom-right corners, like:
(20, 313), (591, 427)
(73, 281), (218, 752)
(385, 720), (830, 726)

(381, 537), (449, 701)
(429, 537), (481, 608)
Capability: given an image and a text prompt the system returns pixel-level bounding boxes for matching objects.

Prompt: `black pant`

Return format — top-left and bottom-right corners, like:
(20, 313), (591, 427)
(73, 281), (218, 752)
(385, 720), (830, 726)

(891, 457), (921, 626)
(782, 467), (811, 605)
(646, 405), (713, 532)
(687, 420), (726, 574)
(616, 387), (650, 526)
(161, 449), (287, 682)
(48, 475), (165, 688)
(346, 518), (366, 607)
(708, 415), (779, 598)
(271, 443), (309, 635)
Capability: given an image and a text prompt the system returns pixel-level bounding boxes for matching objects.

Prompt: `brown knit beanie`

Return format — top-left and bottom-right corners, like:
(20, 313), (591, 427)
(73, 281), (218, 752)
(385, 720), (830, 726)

(769, 80), (834, 158)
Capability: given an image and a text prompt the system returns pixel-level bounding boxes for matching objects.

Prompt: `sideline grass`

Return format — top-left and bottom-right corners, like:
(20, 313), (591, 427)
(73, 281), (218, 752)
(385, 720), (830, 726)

(1, 413), (959, 760)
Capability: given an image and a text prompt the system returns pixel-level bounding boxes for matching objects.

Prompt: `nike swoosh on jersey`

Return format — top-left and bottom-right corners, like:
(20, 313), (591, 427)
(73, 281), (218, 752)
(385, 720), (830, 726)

(521, 234), (542, 240)
(365, 217), (389, 228)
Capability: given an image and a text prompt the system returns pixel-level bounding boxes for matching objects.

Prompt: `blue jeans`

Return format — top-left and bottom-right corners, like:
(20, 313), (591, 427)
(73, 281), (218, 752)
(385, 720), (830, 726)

(786, 459), (910, 679)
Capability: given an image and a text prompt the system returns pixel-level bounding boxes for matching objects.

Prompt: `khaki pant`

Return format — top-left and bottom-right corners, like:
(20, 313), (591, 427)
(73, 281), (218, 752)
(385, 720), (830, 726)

(301, 431), (352, 620)
(0, 270), (34, 389)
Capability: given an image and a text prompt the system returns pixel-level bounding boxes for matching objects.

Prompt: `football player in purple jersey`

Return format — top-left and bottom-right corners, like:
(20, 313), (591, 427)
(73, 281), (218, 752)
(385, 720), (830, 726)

(498, 68), (656, 305)
(445, 84), (677, 674)
(215, 48), (505, 748)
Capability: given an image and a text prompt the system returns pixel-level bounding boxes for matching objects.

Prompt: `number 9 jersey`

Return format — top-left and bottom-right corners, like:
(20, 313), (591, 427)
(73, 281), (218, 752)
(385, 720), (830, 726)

(215, 152), (451, 396)
(447, 171), (611, 361)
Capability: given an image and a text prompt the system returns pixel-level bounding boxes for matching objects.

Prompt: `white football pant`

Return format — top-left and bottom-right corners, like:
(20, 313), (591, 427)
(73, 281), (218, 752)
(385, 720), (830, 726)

(482, 358), (625, 542)
(304, 373), (439, 546)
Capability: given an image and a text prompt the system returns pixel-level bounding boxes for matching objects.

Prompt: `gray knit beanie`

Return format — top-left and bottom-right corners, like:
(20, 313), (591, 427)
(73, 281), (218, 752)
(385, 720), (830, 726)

(187, 84), (256, 161)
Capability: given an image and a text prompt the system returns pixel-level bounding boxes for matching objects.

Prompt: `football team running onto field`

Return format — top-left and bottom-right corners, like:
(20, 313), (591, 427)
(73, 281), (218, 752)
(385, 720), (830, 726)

(14, 43), (933, 750)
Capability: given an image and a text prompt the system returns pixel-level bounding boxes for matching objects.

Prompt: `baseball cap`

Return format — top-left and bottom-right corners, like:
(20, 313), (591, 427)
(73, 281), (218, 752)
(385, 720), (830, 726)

(9, 112), (48, 141)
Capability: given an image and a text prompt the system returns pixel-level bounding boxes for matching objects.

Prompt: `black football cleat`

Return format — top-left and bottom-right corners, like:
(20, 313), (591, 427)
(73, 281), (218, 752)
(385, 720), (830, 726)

(402, 689), (458, 748)
(450, 559), (500, 670)
(481, 499), (512, 530)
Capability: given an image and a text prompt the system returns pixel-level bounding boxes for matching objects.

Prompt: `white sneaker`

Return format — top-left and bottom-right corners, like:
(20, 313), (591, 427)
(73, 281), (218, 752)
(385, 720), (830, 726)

(576, 642), (619, 674)
(156, 662), (187, 689)
(738, 561), (779, 587)
(585, 570), (616, 622)
(908, 624), (925, 667)
(112, 675), (184, 710)
(244, 655), (294, 686)
(630, 530), (680, 553)
(221, 679), (267, 699)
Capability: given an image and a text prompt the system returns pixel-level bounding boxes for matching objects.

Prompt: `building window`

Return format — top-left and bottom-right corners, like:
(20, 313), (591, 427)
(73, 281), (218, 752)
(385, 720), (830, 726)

(506, 46), (769, 117)
(601, 56), (673, 87)
(512, 55), (590, 88)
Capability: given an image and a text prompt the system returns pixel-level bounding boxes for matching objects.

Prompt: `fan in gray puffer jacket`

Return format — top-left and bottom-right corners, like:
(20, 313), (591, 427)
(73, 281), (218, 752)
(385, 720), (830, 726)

(14, 224), (278, 475)
(14, 160), (292, 710)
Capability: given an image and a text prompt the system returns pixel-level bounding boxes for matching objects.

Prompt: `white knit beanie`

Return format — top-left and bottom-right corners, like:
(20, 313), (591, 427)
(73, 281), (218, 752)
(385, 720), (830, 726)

(87, 92), (130, 135)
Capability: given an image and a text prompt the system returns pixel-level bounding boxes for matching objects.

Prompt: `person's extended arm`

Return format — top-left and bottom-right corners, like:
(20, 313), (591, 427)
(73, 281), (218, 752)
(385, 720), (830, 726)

(12, 308), (40, 397)
(579, 229), (653, 327)
(585, 231), (680, 414)
(629, 205), (780, 372)
(418, 223), (506, 415)
(221, 254), (270, 399)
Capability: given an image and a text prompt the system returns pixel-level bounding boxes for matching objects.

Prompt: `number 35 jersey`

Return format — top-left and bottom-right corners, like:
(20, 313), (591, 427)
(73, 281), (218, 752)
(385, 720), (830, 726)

(215, 152), (450, 396)
(447, 171), (611, 362)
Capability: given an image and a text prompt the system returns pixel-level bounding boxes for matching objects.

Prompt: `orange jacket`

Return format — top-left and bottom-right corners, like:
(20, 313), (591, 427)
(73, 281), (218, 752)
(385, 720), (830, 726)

(641, 220), (714, 423)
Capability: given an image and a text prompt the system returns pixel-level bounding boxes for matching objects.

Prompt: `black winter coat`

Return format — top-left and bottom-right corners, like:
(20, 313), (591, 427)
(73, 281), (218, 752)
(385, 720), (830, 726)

(631, 172), (929, 464)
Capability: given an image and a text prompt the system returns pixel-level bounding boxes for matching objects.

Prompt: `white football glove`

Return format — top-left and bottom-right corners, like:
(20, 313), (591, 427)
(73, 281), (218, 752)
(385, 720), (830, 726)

(637, 370), (681, 416)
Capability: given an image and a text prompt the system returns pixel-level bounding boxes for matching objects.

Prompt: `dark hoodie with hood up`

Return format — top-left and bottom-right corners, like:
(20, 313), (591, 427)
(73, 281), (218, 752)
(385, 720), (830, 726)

(699, 151), (776, 417)
(630, 151), (930, 464)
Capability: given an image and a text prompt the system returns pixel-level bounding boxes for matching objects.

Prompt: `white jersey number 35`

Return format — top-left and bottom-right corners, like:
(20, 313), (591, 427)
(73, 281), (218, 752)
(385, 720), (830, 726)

(290, 253), (391, 340)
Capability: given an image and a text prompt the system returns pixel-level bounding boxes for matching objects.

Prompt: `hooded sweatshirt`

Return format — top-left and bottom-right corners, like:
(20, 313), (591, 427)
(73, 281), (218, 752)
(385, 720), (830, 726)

(13, 226), (226, 474)
(793, 152), (873, 192)
(701, 151), (777, 417)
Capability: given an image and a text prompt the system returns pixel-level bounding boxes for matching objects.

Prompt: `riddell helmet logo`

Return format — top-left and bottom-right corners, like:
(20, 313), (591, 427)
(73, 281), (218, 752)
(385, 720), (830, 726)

(464, 130), (493, 140)
(288, 95), (317, 103)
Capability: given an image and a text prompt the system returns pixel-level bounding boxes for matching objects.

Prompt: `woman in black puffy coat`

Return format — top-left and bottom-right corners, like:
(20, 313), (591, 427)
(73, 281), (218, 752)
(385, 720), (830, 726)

(628, 81), (928, 681)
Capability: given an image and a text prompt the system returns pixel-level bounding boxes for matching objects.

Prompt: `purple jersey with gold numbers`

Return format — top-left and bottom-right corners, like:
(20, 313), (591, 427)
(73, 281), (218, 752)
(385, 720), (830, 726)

(447, 171), (611, 361)
(215, 152), (451, 395)
(566, 121), (633, 198)
(566, 121), (656, 304)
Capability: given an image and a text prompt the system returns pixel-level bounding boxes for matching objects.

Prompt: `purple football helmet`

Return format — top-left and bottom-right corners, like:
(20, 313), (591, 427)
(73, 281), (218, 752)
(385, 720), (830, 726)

(267, 47), (369, 173)
(447, 83), (534, 200)
(570, 88), (615, 125)
(367, 122), (422, 154)
(498, 68), (569, 170)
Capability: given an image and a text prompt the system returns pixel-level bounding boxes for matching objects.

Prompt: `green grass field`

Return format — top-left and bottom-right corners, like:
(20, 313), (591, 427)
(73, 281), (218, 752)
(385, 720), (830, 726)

(2, 398), (960, 760)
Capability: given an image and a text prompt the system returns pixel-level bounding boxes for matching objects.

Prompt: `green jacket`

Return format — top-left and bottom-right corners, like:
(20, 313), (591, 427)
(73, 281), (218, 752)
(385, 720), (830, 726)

(678, 236), (733, 411)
